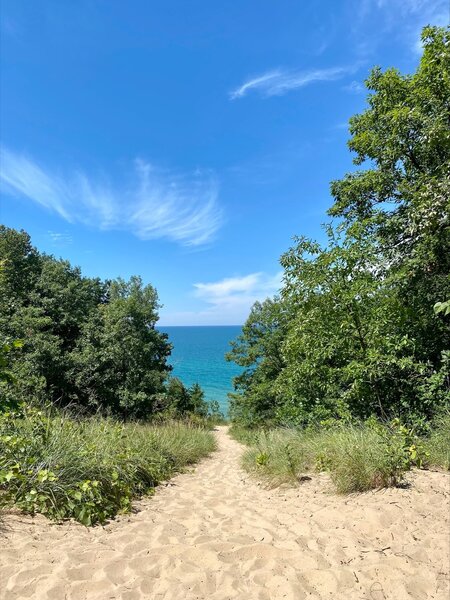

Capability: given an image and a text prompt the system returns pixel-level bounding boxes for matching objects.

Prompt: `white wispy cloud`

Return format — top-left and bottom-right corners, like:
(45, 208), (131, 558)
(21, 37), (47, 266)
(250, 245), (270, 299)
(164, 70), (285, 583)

(230, 66), (355, 99)
(343, 80), (365, 94)
(0, 148), (223, 247)
(356, 0), (449, 53)
(47, 231), (73, 245)
(160, 272), (282, 326)
(160, 272), (282, 325)
(195, 272), (280, 299)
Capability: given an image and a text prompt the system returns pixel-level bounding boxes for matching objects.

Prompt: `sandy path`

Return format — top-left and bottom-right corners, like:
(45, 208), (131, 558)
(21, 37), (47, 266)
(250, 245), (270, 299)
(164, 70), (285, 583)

(1, 426), (449, 600)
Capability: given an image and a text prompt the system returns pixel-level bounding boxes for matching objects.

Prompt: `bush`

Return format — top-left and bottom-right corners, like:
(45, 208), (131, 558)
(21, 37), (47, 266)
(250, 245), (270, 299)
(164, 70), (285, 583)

(0, 406), (216, 525)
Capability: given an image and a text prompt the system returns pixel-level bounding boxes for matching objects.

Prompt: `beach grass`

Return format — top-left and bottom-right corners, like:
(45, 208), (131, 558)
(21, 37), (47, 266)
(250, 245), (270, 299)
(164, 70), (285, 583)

(426, 412), (450, 470)
(232, 418), (450, 493)
(0, 407), (216, 525)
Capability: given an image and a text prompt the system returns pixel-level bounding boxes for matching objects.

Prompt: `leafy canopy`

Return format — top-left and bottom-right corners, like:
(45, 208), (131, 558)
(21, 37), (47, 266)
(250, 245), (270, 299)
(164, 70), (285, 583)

(227, 26), (450, 427)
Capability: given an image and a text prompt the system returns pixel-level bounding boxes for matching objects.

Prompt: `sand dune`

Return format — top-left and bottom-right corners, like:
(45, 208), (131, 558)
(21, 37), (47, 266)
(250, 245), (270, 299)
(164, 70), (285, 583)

(1, 426), (449, 599)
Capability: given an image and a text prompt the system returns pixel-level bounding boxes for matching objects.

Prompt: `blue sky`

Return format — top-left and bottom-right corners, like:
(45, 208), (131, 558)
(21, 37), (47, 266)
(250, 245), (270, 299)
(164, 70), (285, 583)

(1, 1), (448, 325)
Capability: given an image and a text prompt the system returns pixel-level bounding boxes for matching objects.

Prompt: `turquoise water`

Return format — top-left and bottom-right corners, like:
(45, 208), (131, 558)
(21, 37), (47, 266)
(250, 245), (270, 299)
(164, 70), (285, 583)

(160, 326), (242, 414)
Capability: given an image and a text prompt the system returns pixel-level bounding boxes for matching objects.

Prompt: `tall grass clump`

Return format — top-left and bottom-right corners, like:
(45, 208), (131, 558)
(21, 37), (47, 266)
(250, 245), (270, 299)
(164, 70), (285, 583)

(240, 428), (316, 486)
(237, 420), (432, 493)
(314, 426), (410, 493)
(228, 425), (260, 446)
(0, 406), (216, 526)
(425, 412), (450, 470)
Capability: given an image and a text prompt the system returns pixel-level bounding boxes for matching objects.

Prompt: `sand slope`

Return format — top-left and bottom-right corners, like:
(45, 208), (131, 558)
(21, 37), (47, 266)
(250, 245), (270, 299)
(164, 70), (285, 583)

(1, 426), (449, 600)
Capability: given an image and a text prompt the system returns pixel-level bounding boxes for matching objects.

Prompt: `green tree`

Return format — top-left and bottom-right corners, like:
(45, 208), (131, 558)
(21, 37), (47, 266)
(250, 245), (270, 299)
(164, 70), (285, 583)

(228, 26), (450, 427)
(226, 297), (289, 426)
(329, 25), (450, 367)
(166, 377), (192, 414)
(188, 383), (209, 417)
(71, 277), (172, 418)
(0, 227), (174, 419)
(0, 227), (40, 312)
(0, 241), (105, 406)
(276, 227), (444, 424)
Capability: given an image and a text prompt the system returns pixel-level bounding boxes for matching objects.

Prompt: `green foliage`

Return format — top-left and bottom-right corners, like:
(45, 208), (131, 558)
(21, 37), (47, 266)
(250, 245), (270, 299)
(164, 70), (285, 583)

(207, 399), (227, 424)
(228, 26), (450, 427)
(0, 406), (216, 525)
(0, 226), (217, 420)
(0, 340), (23, 386)
(70, 276), (171, 418)
(425, 411), (450, 470)
(237, 418), (440, 493)
(0, 339), (24, 413)
(434, 300), (450, 317)
(160, 378), (225, 423)
(188, 383), (208, 417)
(226, 297), (290, 426)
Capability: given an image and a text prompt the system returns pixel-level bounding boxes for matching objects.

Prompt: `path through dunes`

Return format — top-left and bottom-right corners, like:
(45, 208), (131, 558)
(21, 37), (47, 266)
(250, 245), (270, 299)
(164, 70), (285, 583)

(1, 426), (449, 600)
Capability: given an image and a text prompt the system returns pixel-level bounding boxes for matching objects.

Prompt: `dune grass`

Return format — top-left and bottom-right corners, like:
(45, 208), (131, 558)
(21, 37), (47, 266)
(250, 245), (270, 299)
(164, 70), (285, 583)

(426, 412), (450, 470)
(0, 407), (216, 525)
(232, 417), (449, 493)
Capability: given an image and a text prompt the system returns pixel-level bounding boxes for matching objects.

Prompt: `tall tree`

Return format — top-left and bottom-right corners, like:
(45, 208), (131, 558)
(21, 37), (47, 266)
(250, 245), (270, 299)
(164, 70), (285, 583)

(0, 227), (174, 418)
(226, 297), (289, 426)
(227, 26), (450, 427)
(71, 276), (172, 418)
(329, 26), (450, 366)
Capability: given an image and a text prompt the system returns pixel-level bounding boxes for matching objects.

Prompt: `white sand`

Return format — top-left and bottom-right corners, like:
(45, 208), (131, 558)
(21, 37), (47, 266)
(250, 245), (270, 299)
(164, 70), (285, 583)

(1, 426), (449, 599)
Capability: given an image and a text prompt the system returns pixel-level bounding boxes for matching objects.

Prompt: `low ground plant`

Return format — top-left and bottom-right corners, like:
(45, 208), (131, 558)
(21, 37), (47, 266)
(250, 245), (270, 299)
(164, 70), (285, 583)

(0, 406), (216, 525)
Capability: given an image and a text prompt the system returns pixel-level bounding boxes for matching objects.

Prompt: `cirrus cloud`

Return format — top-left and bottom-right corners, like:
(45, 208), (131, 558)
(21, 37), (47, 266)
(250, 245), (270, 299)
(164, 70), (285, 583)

(0, 147), (223, 247)
(354, 0), (449, 54)
(230, 66), (357, 99)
